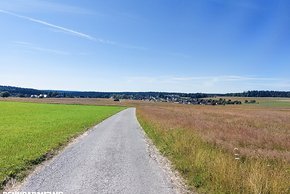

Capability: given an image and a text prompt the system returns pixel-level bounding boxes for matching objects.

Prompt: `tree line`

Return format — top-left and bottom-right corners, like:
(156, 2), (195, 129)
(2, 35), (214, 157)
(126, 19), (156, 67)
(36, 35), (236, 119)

(224, 90), (290, 98)
(0, 85), (290, 98)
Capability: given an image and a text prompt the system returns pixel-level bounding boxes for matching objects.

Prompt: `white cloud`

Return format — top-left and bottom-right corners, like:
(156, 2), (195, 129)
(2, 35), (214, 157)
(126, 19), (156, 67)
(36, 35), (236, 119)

(124, 75), (290, 93)
(12, 41), (70, 55)
(171, 75), (280, 82)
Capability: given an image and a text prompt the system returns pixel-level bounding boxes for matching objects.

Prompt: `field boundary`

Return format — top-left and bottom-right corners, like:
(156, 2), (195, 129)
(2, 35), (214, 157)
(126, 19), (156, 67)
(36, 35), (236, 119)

(135, 112), (192, 194)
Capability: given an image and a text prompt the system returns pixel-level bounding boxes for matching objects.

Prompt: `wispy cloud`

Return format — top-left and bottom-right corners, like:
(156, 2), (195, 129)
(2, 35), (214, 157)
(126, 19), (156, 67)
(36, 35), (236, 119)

(12, 41), (69, 55)
(125, 75), (290, 92)
(0, 9), (146, 50)
(128, 75), (279, 83)
(171, 75), (280, 82)
(0, 9), (97, 41)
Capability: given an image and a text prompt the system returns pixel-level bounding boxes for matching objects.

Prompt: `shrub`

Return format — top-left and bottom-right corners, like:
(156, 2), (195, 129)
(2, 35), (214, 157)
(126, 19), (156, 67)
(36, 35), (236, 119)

(0, 91), (10, 98)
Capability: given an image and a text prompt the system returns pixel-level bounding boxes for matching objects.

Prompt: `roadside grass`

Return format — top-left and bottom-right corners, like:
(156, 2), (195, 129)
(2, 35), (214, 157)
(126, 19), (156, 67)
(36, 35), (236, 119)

(0, 101), (124, 189)
(137, 105), (290, 193)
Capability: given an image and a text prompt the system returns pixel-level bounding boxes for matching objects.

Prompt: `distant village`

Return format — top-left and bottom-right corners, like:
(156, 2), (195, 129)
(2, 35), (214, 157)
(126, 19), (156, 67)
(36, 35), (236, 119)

(30, 94), (47, 98)
(3, 92), (257, 106)
(26, 93), (256, 106)
(113, 94), (257, 105)
(143, 96), (243, 105)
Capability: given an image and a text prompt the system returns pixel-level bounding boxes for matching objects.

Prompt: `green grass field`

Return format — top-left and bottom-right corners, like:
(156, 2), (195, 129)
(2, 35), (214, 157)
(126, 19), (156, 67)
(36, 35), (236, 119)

(0, 101), (124, 188)
(252, 98), (290, 107)
(228, 97), (290, 107)
(210, 97), (290, 107)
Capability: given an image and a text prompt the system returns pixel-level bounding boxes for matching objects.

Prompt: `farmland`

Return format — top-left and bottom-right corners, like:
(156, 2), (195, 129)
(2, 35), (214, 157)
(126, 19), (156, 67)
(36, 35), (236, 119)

(137, 102), (290, 193)
(0, 101), (124, 189)
(0, 97), (289, 193)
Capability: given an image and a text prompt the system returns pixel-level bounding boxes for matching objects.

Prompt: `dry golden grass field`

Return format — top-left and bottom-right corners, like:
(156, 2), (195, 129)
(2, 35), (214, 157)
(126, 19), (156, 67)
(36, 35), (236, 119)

(137, 103), (290, 193)
(1, 97), (289, 193)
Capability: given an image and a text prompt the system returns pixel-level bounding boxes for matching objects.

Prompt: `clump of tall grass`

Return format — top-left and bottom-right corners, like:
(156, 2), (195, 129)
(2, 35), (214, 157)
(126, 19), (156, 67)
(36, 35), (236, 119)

(138, 110), (290, 193)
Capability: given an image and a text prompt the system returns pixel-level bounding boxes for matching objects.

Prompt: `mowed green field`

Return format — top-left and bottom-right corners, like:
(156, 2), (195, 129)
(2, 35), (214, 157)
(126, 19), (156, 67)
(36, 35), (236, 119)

(0, 101), (124, 188)
(212, 97), (290, 107)
(252, 98), (290, 107)
(229, 97), (290, 107)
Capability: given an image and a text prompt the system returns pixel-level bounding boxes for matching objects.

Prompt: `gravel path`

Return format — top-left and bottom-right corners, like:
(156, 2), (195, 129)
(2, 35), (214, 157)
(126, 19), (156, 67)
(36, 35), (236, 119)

(17, 108), (185, 194)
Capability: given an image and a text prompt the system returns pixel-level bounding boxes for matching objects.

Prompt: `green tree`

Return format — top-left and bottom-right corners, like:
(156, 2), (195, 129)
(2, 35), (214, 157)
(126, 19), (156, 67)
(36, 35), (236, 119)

(0, 91), (11, 98)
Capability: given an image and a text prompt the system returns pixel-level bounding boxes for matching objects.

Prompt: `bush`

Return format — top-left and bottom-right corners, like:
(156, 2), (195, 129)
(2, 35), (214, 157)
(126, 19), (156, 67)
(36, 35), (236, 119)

(0, 91), (10, 98)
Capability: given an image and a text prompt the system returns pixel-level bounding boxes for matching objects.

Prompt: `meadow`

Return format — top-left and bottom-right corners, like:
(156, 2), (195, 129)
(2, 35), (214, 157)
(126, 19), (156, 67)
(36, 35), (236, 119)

(137, 102), (290, 193)
(0, 101), (124, 189)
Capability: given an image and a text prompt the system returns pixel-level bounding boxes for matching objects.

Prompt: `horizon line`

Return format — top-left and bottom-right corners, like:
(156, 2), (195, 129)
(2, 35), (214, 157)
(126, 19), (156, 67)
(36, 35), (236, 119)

(1, 85), (290, 94)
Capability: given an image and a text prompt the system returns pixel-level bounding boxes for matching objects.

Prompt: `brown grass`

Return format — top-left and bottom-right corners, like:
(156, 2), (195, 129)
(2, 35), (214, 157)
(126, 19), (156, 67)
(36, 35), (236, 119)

(136, 102), (290, 193)
(137, 104), (290, 160)
(0, 97), (125, 106)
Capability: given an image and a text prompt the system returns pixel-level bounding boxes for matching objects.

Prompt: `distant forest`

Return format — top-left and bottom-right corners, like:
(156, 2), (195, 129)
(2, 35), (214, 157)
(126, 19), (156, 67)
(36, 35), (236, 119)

(0, 85), (290, 98)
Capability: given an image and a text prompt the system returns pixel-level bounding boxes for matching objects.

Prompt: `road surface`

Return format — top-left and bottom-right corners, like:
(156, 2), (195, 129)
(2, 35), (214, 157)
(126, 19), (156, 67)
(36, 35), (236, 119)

(18, 108), (177, 194)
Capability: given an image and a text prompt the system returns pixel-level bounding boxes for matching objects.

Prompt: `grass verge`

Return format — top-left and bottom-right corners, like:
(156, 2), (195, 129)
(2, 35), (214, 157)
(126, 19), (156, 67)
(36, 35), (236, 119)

(0, 101), (124, 190)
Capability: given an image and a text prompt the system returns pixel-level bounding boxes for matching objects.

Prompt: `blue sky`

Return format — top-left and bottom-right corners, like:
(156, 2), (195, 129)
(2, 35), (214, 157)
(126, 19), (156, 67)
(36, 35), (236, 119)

(0, 0), (290, 93)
